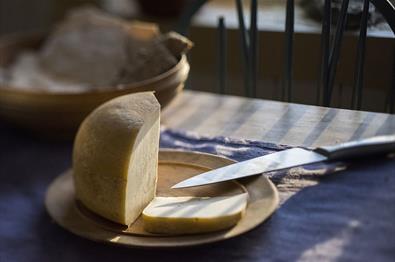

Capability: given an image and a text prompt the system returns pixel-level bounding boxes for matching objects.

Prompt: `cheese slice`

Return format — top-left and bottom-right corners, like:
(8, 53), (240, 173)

(73, 92), (160, 225)
(142, 193), (248, 235)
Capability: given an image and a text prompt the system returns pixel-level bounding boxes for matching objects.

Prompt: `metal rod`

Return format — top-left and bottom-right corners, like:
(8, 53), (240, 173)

(352, 0), (369, 110)
(249, 0), (258, 98)
(235, 0), (250, 96)
(389, 45), (395, 114)
(218, 16), (227, 94)
(390, 75), (395, 114)
(284, 0), (294, 102)
(236, 0), (250, 64)
(319, 0), (331, 106)
(325, 0), (350, 106)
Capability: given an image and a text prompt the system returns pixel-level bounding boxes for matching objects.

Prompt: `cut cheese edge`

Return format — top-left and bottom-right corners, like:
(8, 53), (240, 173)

(142, 193), (248, 235)
(73, 92), (160, 225)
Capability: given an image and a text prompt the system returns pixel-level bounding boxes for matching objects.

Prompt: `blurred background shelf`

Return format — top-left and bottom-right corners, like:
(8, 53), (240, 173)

(1, 0), (394, 113)
(186, 0), (394, 113)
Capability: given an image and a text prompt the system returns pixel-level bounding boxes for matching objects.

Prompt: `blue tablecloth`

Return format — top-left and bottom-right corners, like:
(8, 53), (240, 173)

(1, 125), (394, 261)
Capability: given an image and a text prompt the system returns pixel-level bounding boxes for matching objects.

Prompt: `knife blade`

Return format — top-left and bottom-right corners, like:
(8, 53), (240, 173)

(172, 134), (395, 189)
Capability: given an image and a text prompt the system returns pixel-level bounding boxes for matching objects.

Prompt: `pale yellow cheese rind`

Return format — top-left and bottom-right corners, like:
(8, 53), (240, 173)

(142, 193), (248, 235)
(73, 92), (160, 225)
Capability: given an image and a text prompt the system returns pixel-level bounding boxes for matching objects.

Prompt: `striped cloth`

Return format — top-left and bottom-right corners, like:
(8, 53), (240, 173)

(160, 126), (341, 201)
(0, 125), (393, 262)
(159, 127), (395, 261)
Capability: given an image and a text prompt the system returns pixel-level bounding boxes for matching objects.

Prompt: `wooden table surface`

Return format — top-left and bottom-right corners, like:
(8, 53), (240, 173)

(163, 90), (395, 147)
(1, 90), (395, 261)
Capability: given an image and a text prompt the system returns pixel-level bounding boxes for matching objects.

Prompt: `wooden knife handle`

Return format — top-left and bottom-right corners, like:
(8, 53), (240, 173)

(314, 134), (395, 161)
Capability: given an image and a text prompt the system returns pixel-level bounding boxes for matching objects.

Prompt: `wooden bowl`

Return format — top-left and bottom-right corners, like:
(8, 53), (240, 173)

(0, 32), (189, 137)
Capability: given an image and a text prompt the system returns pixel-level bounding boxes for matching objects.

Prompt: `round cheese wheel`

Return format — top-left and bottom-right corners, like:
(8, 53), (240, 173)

(73, 92), (160, 225)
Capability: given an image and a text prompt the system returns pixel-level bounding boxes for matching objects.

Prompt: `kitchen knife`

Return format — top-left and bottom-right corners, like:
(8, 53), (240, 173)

(172, 134), (395, 189)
